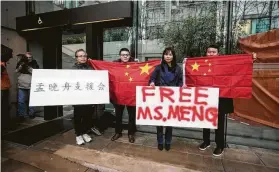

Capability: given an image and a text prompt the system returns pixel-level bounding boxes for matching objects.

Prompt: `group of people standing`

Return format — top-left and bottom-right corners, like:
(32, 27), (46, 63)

(1, 44), (233, 157)
(72, 44), (233, 157)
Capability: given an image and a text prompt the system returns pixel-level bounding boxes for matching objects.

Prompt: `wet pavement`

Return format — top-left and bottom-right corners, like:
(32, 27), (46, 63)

(2, 127), (279, 172)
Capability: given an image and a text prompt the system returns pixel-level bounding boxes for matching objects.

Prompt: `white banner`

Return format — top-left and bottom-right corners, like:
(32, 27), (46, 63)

(29, 69), (109, 106)
(136, 86), (219, 129)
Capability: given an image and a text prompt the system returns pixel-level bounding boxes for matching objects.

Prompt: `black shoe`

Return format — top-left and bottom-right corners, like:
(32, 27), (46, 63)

(128, 135), (135, 143)
(213, 148), (224, 157)
(165, 144), (171, 151)
(158, 144), (163, 151)
(199, 142), (210, 151)
(111, 133), (122, 141)
(29, 115), (35, 119)
(16, 116), (25, 122)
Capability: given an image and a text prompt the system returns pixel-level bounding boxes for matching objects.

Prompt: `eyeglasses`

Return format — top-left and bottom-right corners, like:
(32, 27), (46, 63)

(76, 55), (87, 58)
(120, 54), (130, 57)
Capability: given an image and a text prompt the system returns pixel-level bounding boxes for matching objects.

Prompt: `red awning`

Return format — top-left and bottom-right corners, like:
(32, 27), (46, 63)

(238, 29), (279, 63)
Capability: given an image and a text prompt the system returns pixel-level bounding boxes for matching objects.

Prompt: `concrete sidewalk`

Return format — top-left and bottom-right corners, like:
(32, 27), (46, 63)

(2, 128), (279, 172)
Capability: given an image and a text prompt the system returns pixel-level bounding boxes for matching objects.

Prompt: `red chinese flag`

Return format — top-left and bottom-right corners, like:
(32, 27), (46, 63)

(184, 54), (253, 98)
(88, 59), (161, 106)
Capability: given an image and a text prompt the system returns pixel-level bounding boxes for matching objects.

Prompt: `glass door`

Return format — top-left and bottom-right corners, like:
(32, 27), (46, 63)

(103, 26), (132, 117)
(62, 30), (86, 116)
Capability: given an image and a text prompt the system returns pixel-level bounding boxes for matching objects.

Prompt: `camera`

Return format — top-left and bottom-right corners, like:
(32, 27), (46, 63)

(16, 54), (31, 72)
(17, 54), (29, 65)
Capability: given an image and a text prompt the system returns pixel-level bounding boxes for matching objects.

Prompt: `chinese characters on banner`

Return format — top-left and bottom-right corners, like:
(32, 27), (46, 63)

(29, 69), (109, 106)
(136, 86), (219, 129)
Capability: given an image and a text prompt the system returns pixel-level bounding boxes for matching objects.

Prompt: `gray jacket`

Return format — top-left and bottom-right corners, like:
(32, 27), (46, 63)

(17, 73), (32, 89)
(15, 60), (39, 89)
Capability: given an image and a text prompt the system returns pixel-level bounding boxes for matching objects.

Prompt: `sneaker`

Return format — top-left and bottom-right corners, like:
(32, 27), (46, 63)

(82, 134), (92, 143)
(76, 136), (85, 145)
(213, 148), (224, 157)
(91, 127), (102, 136)
(199, 142), (210, 151)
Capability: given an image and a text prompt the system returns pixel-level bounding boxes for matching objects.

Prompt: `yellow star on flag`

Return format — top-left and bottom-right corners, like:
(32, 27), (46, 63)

(139, 63), (152, 75)
(126, 65), (130, 68)
(125, 72), (129, 76)
(129, 77), (133, 82)
(191, 62), (200, 71)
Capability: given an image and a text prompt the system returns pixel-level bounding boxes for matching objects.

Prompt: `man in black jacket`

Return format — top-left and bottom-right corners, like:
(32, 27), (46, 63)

(198, 45), (234, 156)
(111, 48), (137, 143)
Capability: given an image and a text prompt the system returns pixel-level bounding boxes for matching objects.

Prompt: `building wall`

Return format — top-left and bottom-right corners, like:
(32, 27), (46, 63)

(1, 28), (27, 118)
(1, 1), (27, 118)
(1, 1), (25, 29)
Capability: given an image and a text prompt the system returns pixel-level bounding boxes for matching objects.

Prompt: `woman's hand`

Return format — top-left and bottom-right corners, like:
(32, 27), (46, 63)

(182, 84), (187, 88)
(150, 82), (155, 87)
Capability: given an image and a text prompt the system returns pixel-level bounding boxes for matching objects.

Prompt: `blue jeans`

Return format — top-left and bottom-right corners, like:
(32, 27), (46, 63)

(18, 88), (34, 116)
(157, 126), (173, 145)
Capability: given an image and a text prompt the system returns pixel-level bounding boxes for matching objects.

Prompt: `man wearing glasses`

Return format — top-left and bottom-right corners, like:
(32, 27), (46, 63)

(111, 48), (137, 143)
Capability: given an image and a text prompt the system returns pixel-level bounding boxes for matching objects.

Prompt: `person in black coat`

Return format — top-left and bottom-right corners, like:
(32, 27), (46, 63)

(72, 49), (94, 145)
(149, 47), (183, 151)
(198, 44), (234, 156)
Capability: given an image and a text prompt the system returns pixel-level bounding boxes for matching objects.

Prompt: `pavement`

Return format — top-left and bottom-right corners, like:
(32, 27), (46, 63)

(2, 127), (279, 172)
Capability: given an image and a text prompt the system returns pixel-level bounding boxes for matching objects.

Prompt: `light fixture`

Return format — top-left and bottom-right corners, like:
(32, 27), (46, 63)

(72, 18), (124, 25)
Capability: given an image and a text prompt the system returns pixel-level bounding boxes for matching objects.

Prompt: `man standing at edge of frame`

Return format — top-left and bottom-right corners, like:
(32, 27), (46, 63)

(198, 44), (234, 156)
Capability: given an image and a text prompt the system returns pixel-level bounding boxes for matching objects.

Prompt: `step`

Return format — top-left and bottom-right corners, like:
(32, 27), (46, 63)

(54, 144), (200, 172)
(1, 158), (44, 172)
(1, 143), (89, 172)
(137, 125), (279, 150)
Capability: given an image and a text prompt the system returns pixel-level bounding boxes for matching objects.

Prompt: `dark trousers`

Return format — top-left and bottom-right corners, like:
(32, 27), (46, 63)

(114, 104), (136, 135)
(92, 104), (105, 129)
(1, 90), (11, 129)
(203, 112), (225, 149)
(74, 105), (93, 136)
(157, 126), (173, 144)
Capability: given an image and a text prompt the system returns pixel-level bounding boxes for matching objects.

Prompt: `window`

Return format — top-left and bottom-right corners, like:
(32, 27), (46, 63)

(251, 18), (270, 34)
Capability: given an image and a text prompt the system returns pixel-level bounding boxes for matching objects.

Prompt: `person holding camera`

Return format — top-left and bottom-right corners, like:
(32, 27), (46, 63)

(15, 52), (39, 120)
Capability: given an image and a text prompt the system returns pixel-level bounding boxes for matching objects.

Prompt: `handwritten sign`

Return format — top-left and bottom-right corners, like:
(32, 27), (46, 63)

(29, 69), (109, 106)
(136, 86), (219, 129)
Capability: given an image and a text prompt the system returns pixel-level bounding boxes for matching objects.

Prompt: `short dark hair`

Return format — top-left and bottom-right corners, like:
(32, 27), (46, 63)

(207, 44), (219, 52)
(119, 48), (130, 55)
(1, 45), (13, 62)
(75, 49), (86, 57)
